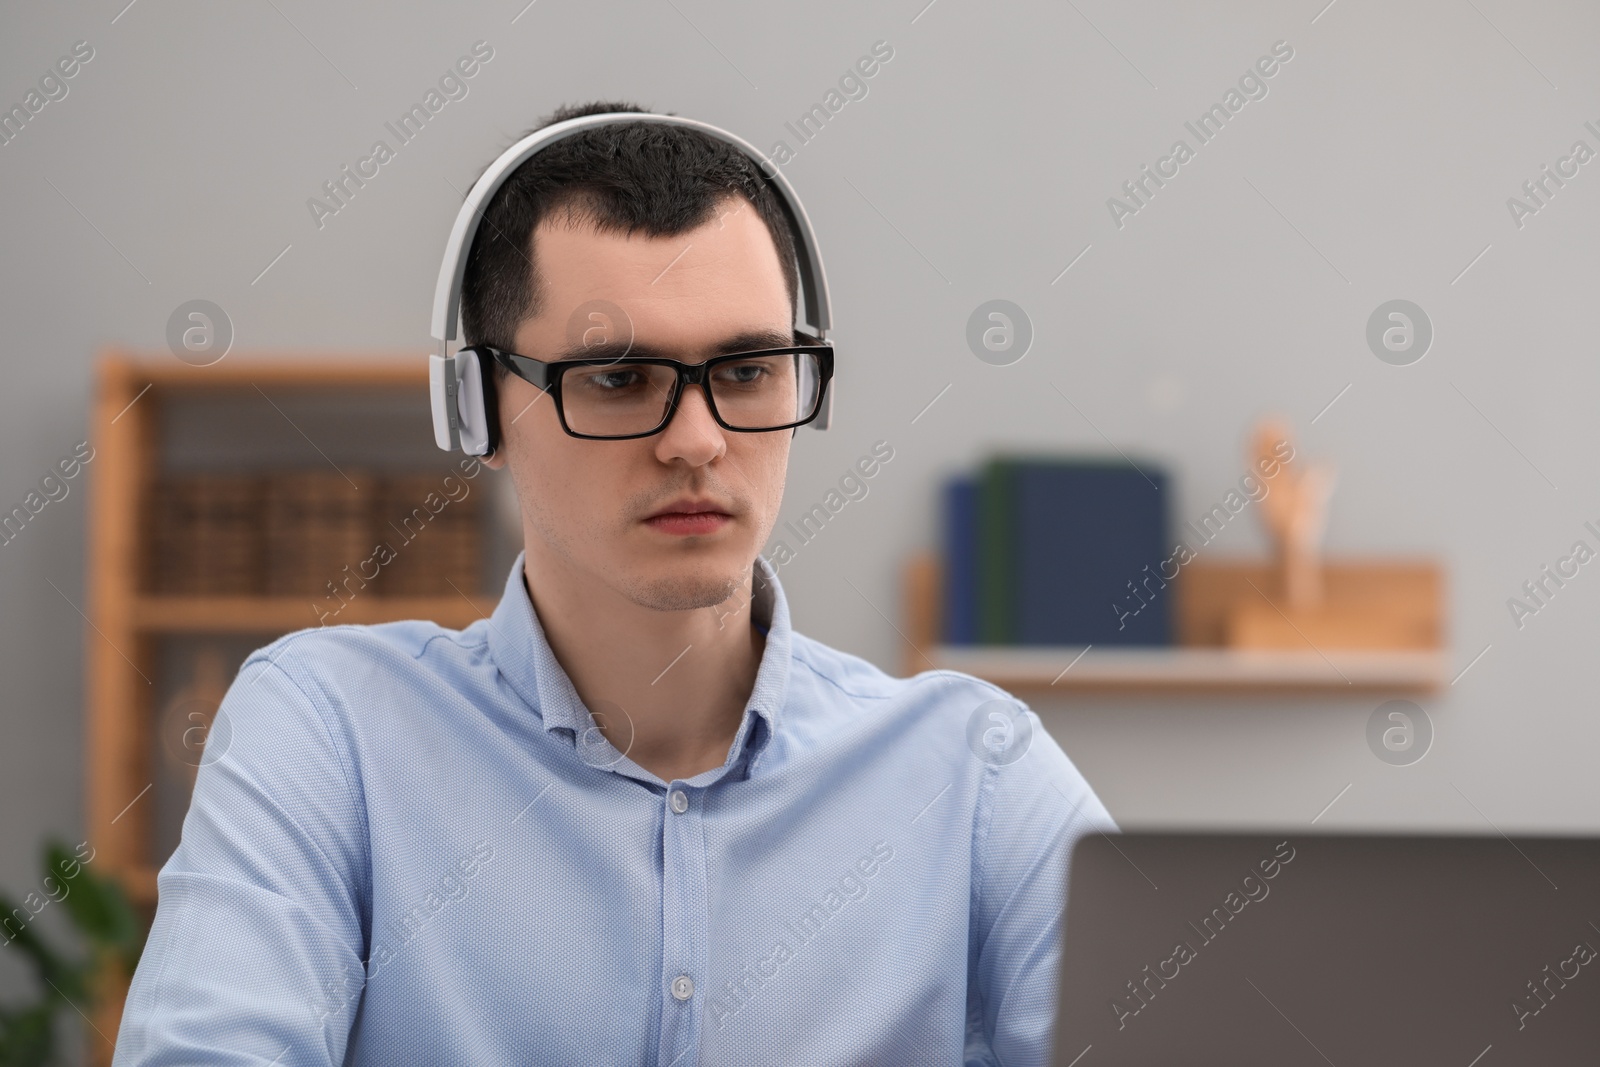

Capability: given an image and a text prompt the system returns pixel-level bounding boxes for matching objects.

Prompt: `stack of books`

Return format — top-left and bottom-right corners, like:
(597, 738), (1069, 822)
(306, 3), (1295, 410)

(942, 454), (1172, 646)
(149, 474), (260, 595)
(147, 468), (482, 598)
(374, 473), (482, 597)
(264, 471), (377, 595)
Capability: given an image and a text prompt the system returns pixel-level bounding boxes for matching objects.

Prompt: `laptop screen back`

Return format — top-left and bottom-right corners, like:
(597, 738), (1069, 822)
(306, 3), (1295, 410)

(1054, 832), (1600, 1066)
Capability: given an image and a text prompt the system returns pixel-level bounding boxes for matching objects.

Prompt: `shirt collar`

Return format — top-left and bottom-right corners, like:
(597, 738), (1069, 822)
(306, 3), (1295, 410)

(485, 551), (791, 777)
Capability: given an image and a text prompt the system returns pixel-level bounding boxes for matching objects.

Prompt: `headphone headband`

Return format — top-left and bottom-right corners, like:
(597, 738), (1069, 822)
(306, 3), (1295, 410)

(429, 111), (834, 454)
(431, 111), (832, 354)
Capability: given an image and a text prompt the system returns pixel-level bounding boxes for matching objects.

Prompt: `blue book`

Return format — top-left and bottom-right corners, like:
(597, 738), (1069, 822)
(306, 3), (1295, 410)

(1010, 459), (1171, 646)
(941, 474), (980, 644)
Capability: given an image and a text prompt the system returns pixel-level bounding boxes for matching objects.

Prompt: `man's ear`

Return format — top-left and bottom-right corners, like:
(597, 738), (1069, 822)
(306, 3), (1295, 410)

(479, 358), (510, 469)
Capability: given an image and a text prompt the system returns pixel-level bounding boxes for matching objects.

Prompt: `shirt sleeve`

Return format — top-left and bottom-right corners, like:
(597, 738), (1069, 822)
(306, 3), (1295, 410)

(966, 706), (1117, 1067)
(112, 643), (371, 1067)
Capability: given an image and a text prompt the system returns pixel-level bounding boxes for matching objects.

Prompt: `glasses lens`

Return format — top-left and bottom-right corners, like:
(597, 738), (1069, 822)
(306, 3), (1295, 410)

(710, 352), (821, 429)
(557, 353), (823, 437)
(558, 361), (678, 437)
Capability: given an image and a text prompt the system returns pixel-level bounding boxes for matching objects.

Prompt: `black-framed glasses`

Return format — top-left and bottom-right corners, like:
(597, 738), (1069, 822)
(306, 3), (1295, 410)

(489, 333), (834, 440)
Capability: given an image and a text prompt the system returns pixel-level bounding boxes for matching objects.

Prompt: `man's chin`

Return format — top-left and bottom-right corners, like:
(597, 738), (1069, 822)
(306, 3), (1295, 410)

(619, 551), (750, 614)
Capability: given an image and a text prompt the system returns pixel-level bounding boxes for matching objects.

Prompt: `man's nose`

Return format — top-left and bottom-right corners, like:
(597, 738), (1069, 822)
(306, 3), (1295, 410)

(655, 381), (726, 463)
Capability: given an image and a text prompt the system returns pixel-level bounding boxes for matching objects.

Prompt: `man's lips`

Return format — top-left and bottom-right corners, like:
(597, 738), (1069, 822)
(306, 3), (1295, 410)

(644, 511), (732, 535)
(645, 496), (733, 519)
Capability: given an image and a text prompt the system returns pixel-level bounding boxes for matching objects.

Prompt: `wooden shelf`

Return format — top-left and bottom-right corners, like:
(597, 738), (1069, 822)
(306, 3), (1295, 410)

(83, 352), (481, 1066)
(122, 865), (158, 909)
(112, 351), (428, 389)
(924, 645), (1445, 694)
(902, 551), (1448, 696)
(133, 595), (499, 633)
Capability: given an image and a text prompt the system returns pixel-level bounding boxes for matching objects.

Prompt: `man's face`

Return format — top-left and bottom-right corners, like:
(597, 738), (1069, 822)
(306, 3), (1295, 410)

(489, 196), (794, 613)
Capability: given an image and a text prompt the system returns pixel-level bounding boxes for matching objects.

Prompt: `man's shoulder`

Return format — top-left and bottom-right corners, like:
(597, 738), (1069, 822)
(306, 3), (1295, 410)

(240, 616), (490, 700)
(787, 627), (1024, 720)
(787, 628), (1112, 825)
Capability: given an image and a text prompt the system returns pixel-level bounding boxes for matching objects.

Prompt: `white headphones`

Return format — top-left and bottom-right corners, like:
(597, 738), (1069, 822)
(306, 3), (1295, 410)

(429, 111), (834, 456)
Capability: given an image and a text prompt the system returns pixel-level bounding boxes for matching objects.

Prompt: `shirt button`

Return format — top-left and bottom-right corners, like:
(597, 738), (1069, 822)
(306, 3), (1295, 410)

(671, 975), (694, 1001)
(668, 789), (689, 814)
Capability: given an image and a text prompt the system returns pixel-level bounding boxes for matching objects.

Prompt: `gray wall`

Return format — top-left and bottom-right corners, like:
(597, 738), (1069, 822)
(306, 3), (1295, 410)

(4, 0), (1598, 1010)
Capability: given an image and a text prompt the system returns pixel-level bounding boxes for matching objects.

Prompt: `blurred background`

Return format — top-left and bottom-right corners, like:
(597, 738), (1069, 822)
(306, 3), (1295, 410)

(3, 0), (1598, 1061)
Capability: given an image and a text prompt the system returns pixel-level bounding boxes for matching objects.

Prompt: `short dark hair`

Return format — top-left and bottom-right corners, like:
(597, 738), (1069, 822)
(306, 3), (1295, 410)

(459, 100), (800, 358)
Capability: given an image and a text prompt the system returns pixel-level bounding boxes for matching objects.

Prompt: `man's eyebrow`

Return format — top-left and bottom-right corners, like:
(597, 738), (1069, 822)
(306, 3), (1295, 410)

(549, 328), (796, 362)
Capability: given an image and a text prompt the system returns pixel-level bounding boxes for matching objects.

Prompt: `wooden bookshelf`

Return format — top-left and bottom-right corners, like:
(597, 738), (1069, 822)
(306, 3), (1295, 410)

(901, 551), (1447, 694)
(82, 350), (503, 1064)
(132, 594), (497, 632)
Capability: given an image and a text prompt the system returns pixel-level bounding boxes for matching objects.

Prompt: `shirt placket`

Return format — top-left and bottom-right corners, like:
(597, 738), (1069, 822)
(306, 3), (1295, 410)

(658, 780), (710, 1067)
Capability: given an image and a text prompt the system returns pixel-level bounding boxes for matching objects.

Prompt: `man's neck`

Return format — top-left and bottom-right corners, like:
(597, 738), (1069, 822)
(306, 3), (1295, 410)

(521, 556), (766, 783)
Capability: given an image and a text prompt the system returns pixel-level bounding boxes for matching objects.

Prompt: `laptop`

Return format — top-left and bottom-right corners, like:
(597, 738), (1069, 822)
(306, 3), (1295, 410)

(1053, 832), (1600, 1065)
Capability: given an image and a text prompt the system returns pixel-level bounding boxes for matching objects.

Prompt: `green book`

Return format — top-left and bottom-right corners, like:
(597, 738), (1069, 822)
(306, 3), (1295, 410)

(977, 457), (1018, 644)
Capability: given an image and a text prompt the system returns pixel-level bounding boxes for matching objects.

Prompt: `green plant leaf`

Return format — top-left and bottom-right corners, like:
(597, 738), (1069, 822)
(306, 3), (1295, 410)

(0, 892), (88, 1005)
(44, 841), (108, 941)
(0, 1001), (57, 1067)
(43, 839), (142, 962)
(0, 838), (151, 1065)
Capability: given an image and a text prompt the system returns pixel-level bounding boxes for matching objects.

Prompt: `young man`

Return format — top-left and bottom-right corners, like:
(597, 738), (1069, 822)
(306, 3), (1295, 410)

(112, 102), (1114, 1066)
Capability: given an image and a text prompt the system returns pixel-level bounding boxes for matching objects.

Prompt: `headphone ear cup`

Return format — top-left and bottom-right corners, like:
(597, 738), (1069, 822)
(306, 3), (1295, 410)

(450, 346), (500, 456)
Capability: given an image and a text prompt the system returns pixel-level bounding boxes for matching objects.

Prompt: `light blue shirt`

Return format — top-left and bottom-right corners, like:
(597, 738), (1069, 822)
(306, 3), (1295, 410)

(113, 552), (1115, 1067)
